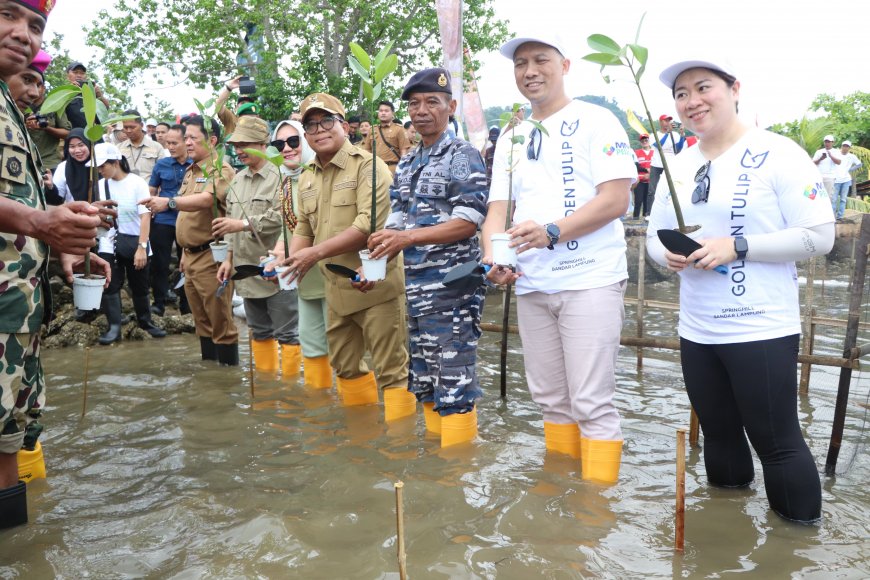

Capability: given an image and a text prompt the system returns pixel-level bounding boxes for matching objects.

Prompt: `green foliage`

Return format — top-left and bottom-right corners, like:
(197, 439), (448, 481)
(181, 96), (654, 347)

(86, 0), (509, 122)
(43, 33), (131, 109)
(768, 116), (837, 156)
(811, 92), (870, 148)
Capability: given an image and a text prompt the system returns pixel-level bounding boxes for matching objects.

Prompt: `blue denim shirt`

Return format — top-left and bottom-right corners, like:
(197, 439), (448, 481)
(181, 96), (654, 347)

(149, 156), (193, 226)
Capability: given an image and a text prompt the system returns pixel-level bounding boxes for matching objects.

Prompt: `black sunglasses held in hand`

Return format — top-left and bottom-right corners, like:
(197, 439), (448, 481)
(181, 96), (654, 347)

(692, 160), (711, 204)
(271, 135), (301, 150)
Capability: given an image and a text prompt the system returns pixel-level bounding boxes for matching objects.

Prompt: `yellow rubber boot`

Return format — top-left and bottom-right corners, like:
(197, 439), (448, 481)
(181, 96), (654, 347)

(303, 355), (333, 389)
(337, 372), (379, 406)
(383, 386), (417, 422)
(422, 402), (442, 435)
(441, 408), (478, 447)
(581, 438), (623, 483)
(251, 338), (279, 372)
(18, 441), (46, 483)
(543, 422), (581, 459)
(280, 344), (302, 378)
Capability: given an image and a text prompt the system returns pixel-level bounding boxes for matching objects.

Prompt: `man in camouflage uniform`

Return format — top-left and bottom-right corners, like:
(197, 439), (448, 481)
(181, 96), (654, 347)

(0, 0), (112, 528)
(367, 68), (488, 447)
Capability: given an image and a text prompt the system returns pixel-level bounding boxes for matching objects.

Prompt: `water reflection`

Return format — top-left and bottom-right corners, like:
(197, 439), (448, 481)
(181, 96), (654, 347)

(0, 272), (866, 578)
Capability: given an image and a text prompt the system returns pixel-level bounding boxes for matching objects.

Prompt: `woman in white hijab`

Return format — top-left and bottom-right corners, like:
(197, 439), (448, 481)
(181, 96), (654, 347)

(268, 120), (333, 388)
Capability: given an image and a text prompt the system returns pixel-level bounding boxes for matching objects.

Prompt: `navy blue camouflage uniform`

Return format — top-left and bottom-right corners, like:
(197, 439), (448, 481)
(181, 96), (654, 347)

(386, 130), (488, 416)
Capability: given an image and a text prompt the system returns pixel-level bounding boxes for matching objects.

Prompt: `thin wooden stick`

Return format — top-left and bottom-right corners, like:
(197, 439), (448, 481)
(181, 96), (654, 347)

(675, 428), (687, 551)
(395, 481), (407, 580)
(248, 331), (255, 398)
(81, 347), (91, 418)
(499, 284), (511, 399)
(689, 408), (699, 447)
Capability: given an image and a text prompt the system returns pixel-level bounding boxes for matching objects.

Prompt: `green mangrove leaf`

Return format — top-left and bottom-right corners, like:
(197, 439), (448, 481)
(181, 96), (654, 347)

(634, 12), (647, 44)
(373, 41), (394, 68)
(81, 83), (97, 126)
(628, 44), (648, 67)
(528, 119), (548, 136)
(349, 43), (371, 71)
(85, 124), (104, 142)
(375, 54), (399, 84)
(510, 135), (526, 145)
(372, 84), (382, 102)
(102, 114), (139, 126)
(582, 53), (623, 66)
(362, 82), (374, 102)
(498, 111), (513, 128)
(39, 86), (80, 115)
(95, 100), (109, 125)
(587, 34), (621, 55)
(193, 98), (206, 115)
(347, 56), (371, 84)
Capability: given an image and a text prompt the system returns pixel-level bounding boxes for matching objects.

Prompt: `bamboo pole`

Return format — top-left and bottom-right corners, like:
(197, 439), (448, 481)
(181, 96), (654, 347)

(248, 331), (255, 398)
(636, 235), (646, 371)
(675, 428), (686, 551)
(395, 481), (407, 580)
(499, 285), (511, 399)
(81, 347), (91, 418)
(799, 258), (816, 394)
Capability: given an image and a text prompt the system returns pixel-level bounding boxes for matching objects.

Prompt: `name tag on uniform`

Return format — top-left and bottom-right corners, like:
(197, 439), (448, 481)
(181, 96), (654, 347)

(333, 180), (357, 191)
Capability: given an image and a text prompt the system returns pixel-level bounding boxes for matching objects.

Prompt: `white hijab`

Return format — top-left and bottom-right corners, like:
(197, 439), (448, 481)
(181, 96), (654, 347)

(271, 119), (315, 177)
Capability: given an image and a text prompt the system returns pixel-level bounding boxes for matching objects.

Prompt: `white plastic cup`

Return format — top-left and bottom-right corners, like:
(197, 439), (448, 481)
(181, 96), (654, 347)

(274, 266), (298, 290)
(72, 274), (105, 311)
(490, 233), (517, 268)
(359, 250), (387, 281)
(210, 241), (229, 263)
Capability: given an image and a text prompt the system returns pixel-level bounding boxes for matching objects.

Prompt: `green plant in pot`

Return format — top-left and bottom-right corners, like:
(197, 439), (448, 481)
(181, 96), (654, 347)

(347, 41), (398, 280)
(40, 83), (137, 308)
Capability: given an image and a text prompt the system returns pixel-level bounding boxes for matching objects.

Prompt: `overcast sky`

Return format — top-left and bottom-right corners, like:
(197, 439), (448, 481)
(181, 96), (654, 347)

(48, 0), (867, 127)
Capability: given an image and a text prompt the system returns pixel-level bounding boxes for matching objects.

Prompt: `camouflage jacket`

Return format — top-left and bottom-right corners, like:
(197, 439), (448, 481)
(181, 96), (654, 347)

(386, 130), (488, 317)
(0, 82), (48, 333)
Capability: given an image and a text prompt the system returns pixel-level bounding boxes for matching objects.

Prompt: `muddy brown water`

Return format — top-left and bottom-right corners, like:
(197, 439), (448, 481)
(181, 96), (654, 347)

(1, 275), (868, 578)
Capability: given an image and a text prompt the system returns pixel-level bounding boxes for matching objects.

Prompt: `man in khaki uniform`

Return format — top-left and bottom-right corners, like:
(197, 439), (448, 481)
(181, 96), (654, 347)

(361, 100), (411, 174)
(142, 115), (238, 364)
(118, 109), (165, 180)
(280, 93), (412, 419)
(213, 116), (301, 376)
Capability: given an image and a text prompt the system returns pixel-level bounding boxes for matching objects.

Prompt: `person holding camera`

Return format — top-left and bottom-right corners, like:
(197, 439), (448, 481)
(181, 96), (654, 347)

(16, 51), (71, 176)
(215, 74), (257, 136)
(64, 61), (109, 129)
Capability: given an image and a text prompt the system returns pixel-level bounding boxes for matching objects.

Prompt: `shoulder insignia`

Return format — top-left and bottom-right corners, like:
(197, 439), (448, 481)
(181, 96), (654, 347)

(5, 156), (22, 178)
(4, 126), (12, 142)
(450, 153), (471, 181)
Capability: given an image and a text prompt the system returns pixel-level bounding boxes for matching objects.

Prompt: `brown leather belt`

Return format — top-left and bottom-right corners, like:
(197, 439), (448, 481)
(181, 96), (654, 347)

(185, 240), (214, 254)
(386, 160), (398, 165)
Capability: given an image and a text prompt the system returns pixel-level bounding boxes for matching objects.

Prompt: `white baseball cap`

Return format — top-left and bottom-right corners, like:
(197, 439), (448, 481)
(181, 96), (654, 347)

(86, 143), (123, 167)
(145, 118), (158, 127)
(842, 140), (852, 147)
(659, 57), (737, 89)
(823, 135), (835, 142)
(499, 31), (569, 60)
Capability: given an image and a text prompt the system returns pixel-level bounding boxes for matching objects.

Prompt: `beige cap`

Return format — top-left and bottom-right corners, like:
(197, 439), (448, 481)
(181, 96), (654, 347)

(226, 116), (270, 144)
(300, 92), (346, 121)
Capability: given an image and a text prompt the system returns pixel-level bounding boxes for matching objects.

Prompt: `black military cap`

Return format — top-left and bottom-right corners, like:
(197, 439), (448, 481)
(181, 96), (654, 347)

(401, 67), (452, 101)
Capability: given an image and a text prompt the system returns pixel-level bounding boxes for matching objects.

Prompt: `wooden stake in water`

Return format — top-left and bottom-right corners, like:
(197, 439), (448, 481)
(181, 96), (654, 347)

(81, 347), (91, 418)
(248, 331), (255, 398)
(395, 481), (407, 580)
(675, 428), (687, 551)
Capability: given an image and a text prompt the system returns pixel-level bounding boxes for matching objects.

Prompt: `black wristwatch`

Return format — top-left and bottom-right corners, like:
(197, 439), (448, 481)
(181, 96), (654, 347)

(734, 236), (748, 260)
(545, 223), (560, 250)
(167, 198), (177, 210)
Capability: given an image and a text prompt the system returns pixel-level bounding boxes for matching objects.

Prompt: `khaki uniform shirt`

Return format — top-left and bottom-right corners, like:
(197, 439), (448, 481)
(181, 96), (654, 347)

(295, 140), (404, 317)
(0, 82), (48, 333)
(119, 135), (165, 180)
(361, 122), (411, 169)
(227, 162), (283, 299)
(28, 109), (71, 172)
(175, 157), (236, 249)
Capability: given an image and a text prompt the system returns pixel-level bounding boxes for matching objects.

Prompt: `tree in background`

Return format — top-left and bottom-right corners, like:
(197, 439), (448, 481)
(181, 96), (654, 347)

(811, 92), (870, 148)
(87, 0), (508, 122)
(44, 33), (131, 109)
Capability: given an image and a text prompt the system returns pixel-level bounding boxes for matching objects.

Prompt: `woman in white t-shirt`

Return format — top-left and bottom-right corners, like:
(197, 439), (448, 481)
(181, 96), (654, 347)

(647, 57), (835, 523)
(88, 143), (166, 344)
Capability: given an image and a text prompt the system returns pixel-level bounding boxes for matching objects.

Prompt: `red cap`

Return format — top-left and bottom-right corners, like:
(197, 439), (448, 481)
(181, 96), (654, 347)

(638, 134), (649, 140)
(10, 0), (55, 19)
(658, 114), (673, 122)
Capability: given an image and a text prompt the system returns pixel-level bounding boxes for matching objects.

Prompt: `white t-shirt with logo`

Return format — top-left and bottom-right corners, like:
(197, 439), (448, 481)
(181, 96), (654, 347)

(648, 128), (834, 344)
(489, 99), (636, 295)
(812, 147), (840, 177)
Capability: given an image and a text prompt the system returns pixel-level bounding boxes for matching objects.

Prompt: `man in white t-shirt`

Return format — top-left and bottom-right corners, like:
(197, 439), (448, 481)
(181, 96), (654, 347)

(812, 134), (841, 201)
(482, 30), (635, 483)
(647, 114), (685, 212)
(831, 140), (862, 220)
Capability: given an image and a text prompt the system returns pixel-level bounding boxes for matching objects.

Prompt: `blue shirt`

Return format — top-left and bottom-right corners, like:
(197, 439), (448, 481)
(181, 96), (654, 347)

(149, 156), (193, 226)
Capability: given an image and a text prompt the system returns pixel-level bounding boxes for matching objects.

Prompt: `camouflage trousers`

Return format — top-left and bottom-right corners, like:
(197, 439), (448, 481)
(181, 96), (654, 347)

(0, 332), (44, 454)
(408, 294), (483, 416)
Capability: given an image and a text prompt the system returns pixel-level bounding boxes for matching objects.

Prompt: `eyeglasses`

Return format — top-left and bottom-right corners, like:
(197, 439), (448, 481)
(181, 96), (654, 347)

(527, 127), (541, 160)
(303, 116), (339, 135)
(270, 136), (301, 150)
(692, 161), (711, 204)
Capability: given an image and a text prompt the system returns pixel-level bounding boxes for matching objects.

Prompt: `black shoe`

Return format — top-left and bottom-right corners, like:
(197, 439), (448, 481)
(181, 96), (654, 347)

(75, 308), (99, 324)
(151, 304), (165, 317)
(216, 343), (239, 366)
(166, 289), (178, 303)
(0, 482), (27, 529)
(134, 296), (166, 338)
(200, 336), (217, 361)
(98, 294), (123, 345)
